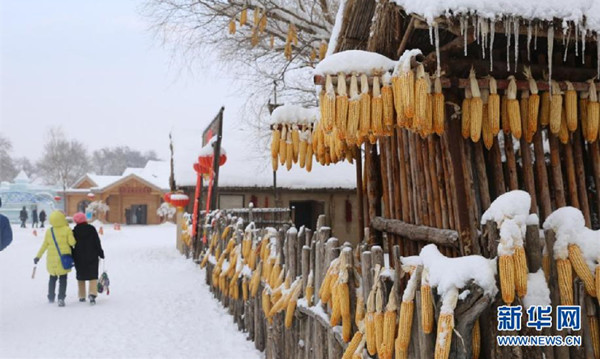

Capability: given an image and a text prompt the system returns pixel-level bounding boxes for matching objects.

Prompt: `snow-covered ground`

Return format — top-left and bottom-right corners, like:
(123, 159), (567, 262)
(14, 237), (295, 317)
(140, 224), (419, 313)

(0, 224), (263, 359)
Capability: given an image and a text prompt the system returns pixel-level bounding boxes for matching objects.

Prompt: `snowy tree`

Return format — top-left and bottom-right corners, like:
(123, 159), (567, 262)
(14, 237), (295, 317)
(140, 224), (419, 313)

(85, 201), (110, 217)
(0, 134), (18, 182)
(92, 146), (159, 175)
(37, 127), (90, 193)
(157, 202), (176, 221)
(14, 157), (36, 181)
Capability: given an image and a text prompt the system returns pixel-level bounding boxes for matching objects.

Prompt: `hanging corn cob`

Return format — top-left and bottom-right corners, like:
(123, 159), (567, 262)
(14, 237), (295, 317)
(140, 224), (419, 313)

(540, 91), (551, 127)
(507, 76), (522, 139)
(251, 27), (259, 47)
(564, 81), (578, 131)
(299, 129), (309, 168)
(434, 287), (458, 359)
(372, 76), (384, 138)
(262, 288), (272, 323)
(375, 285), (385, 355)
(342, 328), (364, 359)
(501, 93), (511, 134)
(524, 67), (539, 138)
(559, 106), (569, 144)
(461, 88), (472, 139)
(513, 244), (529, 298)
(590, 315), (600, 359)
(487, 77), (500, 136)
(306, 131), (313, 172)
(549, 80), (563, 134)
(482, 91), (493, 150)
(587, 81), (599, 142)
(319, 259), (338, 304)
(336, 73), (349, 139)
(240, 7), (247, 26)
(366, 286), (377, 355)
(395, 266), (420, 359)
(400, 62), (415, 121)
(381, 289), (397, 359)
(414, 64), (429, 133)
(330, 281), (342, 326)
(499, 249), (516, 304)
(472, 319), (481, 359)
(242, 277), (248, 301)
(319, 41), (328, 60)
(285, 130), (293, 170)
(568, 244), (596, 297)
(433, 76), (445, 135)
(556, 257), (574, 305)
(250, 263), (262, 297)
(229, 18), (236, 34)
(346, 73), (361, 145)
(520, 89), (532, 143)
(258, 13), (267, 33)
(339, 266), (352, 342)
(382, 75), (396, 131)
(253, 7), (260, 26)
(285, 282), (302, 328)
(279, 126), (287, 165)
(359, 74), (371, 143)
(355, 289), (365, 326)
(421, 268), (434, 334)
(291, 125), (300, 163)
(469, 68), (483, 143)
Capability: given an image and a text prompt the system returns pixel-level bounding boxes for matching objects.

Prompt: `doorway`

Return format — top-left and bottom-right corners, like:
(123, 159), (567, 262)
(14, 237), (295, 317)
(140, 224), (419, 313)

(126, 204), (147, 225)
(290, 201), (324, 230)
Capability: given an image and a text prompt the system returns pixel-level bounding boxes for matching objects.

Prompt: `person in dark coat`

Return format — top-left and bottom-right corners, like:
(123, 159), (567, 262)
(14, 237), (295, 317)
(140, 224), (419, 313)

(39, 210), (47, 228)
(32, 207), (39, 228)
(19, 206), (28, 228)
(72, 212), (105, 305)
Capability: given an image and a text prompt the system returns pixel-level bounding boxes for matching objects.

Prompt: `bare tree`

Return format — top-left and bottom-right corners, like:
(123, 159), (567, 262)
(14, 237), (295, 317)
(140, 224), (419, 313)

(14, 157), (36, 180)
(37, 127), (90, 196)
(0, 134), (18, 182)
(92, 146), (159, 175)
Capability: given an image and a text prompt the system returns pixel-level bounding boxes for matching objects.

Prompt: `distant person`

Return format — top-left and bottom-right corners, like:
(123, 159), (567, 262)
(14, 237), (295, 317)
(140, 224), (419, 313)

(39, 209), (47, 228)
(32, 207), (39, 228)
(0, 198), (13, 251)
(34, 211), (76, 307)
(19, 206), (28, 228)
(72, 212), (105, 305)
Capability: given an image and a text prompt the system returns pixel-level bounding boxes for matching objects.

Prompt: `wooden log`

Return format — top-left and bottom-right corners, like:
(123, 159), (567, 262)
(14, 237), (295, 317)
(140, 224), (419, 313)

(504, 133), (519, 190)
(304, 315), (313, 359)
(341, 247), (358, 335)
(302, 246), (310, 293)
(401, 130), (414, 224)
(415, 288), (435, 358)
(589, 142), (600, 224)
(433, 136), (450, 229)
(549, 134), (567, 208)
(379, 137), (392, 221)
(392, 245), (404, 296)
(297, 226), (305, 278)
(583, 297), (598, 359)
(488, 136), (506, 197)
(370, 245), (384, 270)
(524, 224), (543, 272)
(564, 141), (580, 209)
(473, 141), (492, 213)
(371, 216), (460, 248)
(419, 137), (435, 228)
(571, 128), (592, 227)
(355, 148), (365, 243)
(519, 134), (538, 214)
(532, 127), (552, 220)
(287, 228), (298, 281)
(439, 134), (456, 230)
(365, 142), (383, 246)
(255, 283), (266, 352)
(360, 251), (373, 304)
(462, 141), (481, 252)
(314, 239), (325, 298)
(392, 130), (403, 222)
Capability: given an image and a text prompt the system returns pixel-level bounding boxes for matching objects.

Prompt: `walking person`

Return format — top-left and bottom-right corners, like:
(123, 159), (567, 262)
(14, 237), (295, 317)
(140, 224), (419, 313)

(39, 209), (47, 228)
(33, 211), (76, 307)
(72, 212), (104, 305)
(19, 206), (28, 228)
(0, 199), (13, 251)
(32, 207), (39, 228)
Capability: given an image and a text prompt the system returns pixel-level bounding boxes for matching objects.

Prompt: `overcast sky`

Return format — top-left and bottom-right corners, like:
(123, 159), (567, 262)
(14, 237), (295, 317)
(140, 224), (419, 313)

(0, 0), (243, 162)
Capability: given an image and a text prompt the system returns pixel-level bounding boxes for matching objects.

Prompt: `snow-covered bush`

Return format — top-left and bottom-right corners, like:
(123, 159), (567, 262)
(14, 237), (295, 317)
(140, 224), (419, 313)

(157, 202), (176, 220)
(86, 201), (109, 216)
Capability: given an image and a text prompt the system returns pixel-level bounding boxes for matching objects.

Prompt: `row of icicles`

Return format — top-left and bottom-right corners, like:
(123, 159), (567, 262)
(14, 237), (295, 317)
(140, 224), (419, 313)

(227, 6), (327, 62)
(462, 67), (600, 149)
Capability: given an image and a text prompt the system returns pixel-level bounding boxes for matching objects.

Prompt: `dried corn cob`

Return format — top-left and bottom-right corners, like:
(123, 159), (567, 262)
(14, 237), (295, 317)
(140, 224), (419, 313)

(359, 74), (371, 142)
(421, 269), (434, 334)
(381, 290), (397, 359)
(372, 76), (384, 137)
(375, 285), (384, 356)
(228, 18), (236, 34)
(240, 7), (247, 26)
(251, 27), (259, 47)
(587, 81), (599, 142)
(488, 77), (500, 135)
(501, 93), (511, 134)
(342, 331), (364, 359)
(521, 89), (533, 143)
(414, 64), (429, 132)
(339, 270), (352, 342)
(540, 91), (551, 127)
(258, 13), (267, 33)
(559, 107), (569, 144)
(507, 76), (522, 139)
(470, 68), (483, 142)
(242, 277), (248, 301)
(382, 77), (396, 130)
(394, 300), (413, 359)
(434, 288), (458, 359)
(319, 260), (337, 304)
(513, 245), (528, 297)
(351, 337), (366, 359)
(262, 288), (272, 321)
(347, 73), (360, 144)
(322, 75), (336, 131)
(433, 76), (445, 135)
(462, 88), (472, 139)
(568, 244), (596, 297)
(556, 258), (574, 305)
(565, 81), (578, 131)
(472, 319), (481, 359)
(250, 263), (262, 297)
(366, 288), (377, 355)
(291, 125), (300, 162)
(285, 131), (293, 170)
(330, 282), (342, 326)
(524, 67), (539, 136)
(279, 126), (287, 165)
(319, 41), (327, 60)
(499, 254), (515, 304)
(400, 66), (415, 120)
(355, 292), (365, 326)
(550, 80), (563, 134)
(336, 73), (349, 139)
(590, 315), (600, 359)
(253, 7), (260, 26)
(285, 282), (302, 328)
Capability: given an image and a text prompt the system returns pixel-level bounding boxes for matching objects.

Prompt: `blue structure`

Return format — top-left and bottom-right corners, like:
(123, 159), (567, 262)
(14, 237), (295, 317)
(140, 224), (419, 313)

(0, 171), (60, 224)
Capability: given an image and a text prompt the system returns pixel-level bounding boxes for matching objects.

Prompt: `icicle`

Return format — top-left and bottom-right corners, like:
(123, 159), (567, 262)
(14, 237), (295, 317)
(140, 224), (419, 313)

(481, 18), (488, 59)
(434, 22), (441, 77)
(534, 22), (538, 50)
(514, 18), (519, 72)
(490, 20), (495, 71)
(548, 25), (554, 85)
(527, 21), (532, 62)
(582, 28), (586, 64)
(506, 17), (511, 72)
(575, 22), (578, 57)
(474, 15), (479, 45)
(429, 24), (434, 46)
(463, 16), (468, 56)
(563, 26), (570, 63)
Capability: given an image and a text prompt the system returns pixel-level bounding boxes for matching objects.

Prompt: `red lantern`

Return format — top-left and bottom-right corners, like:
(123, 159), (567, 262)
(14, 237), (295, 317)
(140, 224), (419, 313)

(87, 192), (95, 199)
(54, 196), (62, 202)
(197, 143), (227, 174)
(170, 193), (190, 208)
(164, 192), (172, 203)
(193, 162), (210, 174)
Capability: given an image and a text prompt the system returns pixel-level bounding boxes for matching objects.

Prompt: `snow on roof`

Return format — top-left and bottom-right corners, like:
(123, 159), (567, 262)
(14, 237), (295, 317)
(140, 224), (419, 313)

(75, 161), (170, 192)
(391, 0), (600, 31)
(269, 105), (318, 126)
(314, 50), (398, 76)
(87, 174), (122, 188)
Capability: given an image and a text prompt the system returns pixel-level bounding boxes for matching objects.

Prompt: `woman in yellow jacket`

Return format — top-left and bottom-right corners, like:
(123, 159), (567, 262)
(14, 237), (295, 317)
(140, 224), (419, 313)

(34, 211), (76, 307)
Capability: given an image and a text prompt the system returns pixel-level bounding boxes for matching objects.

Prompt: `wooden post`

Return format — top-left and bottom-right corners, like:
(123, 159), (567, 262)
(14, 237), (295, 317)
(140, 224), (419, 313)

(488, 136), (506, 197)
(549, 134), (567, 208)
(361, 251), (373, 304)
(519, 134), (538, 214)
(564, 141), (580, 209)
(287, 228), (298, 281)
(355, 148), (365, 243)
(532, 127), (552, 220)
(571, 129), (592, 227)
(365, 142), (383, 246)
(504, 134), (519, 190)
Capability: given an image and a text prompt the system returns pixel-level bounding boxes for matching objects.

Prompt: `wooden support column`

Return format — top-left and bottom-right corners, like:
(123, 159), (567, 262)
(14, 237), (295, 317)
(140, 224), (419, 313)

(519, 135), (538, 214)
(571, 128), (591, 227)
(504, 134), (519, 190)
(549, 134), (567, 208)
(365, 142), (383, 246)
(532, 127), (552, 220)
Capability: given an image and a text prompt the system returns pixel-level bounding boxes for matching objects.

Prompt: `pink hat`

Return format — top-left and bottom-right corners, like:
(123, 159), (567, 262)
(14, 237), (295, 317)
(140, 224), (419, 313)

(73, 212), (87, 224)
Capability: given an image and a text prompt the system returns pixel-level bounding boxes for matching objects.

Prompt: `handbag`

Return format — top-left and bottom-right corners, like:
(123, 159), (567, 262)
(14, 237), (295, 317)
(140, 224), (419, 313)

(51, 228), (74, 270)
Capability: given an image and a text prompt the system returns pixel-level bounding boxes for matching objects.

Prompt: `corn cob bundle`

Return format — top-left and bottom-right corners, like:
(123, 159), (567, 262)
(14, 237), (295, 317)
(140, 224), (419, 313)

(269, 256), (281, 287)
(589, 314), (600, 359)
(501, 93), (511, 134)
(342, 330), (364, 359)
(365, 287), (377, 355)
(330, 282), (342, 326)
(355, 291), (365, 327)
(380, 290), (397, 359)
(559, 106), (569, 144)
(239, 7), (247, 26)
(414, 64), (429, 133)
(499, 254), (516, 304)
(596, 264), (600, 300)
(472, 319), (481, 359)
(359, 74), (371, 143)
(279, 126), (287, 165)
(375, 285), (385, 355)
(229, 18), (236, 34)
(524, 67), (539, 136)
(319, 41), (327, 60)
(507, 76), (522, 139)
(513, 245), (529, 297)
(434, 288), (458, 359)
(199, 252), (209, 269)
(271, 127), (280, 160)
(400, 65), (415, 121)
(421, 268), (434, 334)
(346, 73), (361, 145)
(383, 76), (396, 131)
(284, 272), (292, 290)
(306, 133), (313, 172)
(273, 265), (284, 289)
(567, 244), (596, 297)
(393, 300), (413, 359)
(285, 130), (293, 170)
(540, 91), (551, 127)
(289, 23), (297, 46)
(372, 76), (384, 137)
(549, 80), (563, 134)
(482, 91), (493, 150)
(232, 275), (240, 299)
(271, 154), (278, 171)
(339, 268), (352, 342)
(321, 75), (336, 131)
(319, 260), (336, 304)
(520, 89), (533, 143)
(242, 277), (248, 301)
(556, 258), (574, 305)
(251, 27), (259, 47)
(462, 88), (472, 139)
(285, 282), (302, 328)
(291, 125), (300, 162)
(253, 7), (260, 26)
(433, 76), (445, 135)
(565, 81), (578, 131)
(470, 69), (483, 142)
(587, 81), (600, 142)
(486, 76), (500, 135)
(336, 73), (349, 139)
(299, 129), (309, 168)
(581, 91), (589, 138)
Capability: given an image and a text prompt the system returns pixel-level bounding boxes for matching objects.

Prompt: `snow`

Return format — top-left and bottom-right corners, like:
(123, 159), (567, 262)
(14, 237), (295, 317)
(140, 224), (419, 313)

(270, 105), (318, 126)
(326, 0), (347, 58)
(0, 224), (263, 359)
(481, 190), (531, 226)
(419, 244), (498, 298)
(314, 50), (397, 76)
(522, 269), (551, 309)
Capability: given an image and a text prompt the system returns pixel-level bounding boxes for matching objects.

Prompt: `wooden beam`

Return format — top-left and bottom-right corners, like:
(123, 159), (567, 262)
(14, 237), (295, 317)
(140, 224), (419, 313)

(371, 216), (459, 248)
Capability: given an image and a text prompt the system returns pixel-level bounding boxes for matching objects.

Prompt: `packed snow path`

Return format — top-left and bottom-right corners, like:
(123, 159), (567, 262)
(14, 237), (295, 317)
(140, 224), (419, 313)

(0, 223), (263, 359)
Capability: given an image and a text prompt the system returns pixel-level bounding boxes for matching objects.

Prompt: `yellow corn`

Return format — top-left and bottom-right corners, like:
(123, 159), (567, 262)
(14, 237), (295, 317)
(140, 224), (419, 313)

(250, 264), (261, 297)
(375, 286), (384, 355)
(499, 254), (515, 304)
(306, 137), (313, 172)
(279, 126), (287, 165)
(258, 14), (267, 33)
(587, 82), (599, 142)
(394, 300), (413, 359)
(381, 293), (398, 359)
(589, 315), (600, 359)
(366, 289), (377, 355)
(521, 90), (533, 143)
(285, 284), (302, 328)
(372, 76), (384, 137)
(253, 7), (260, 26)
(299, 137), (307, 169)
(359, 74), (371, 141)
(382, 83), (395, 130)
(462, 88), (472, 139)
(242, 277), (248, 301)
(540, 91), (551, 126)
(550, 80), (563, 134)
(291, 126), (300, 162)
(434, 312), (454, 359)
(262, 288), (271, 319)
(391, 76), (405, 128)
(501, 94), (511, 134)
(557, 258), (574, 305)
(472, 319), (481, 359)
(421, 283), (434, 334)
(342, 331), (363, 359)
(488, 77), (500, 135)
(433, 76), (445, 135)
(507, 76), (522, 139)
(347, 73), (360, 144)
(323, 75), (336, 131)
(483, 103), (493, 149)
(470, 69), (483, 142)
(271, 128), (280, 159)
(513, 246), (528, 297)
(559, 107), (569, 144)
(542, 252), (550, 282)
(319, 41), (327, 60)
(319, 267), (334, 304)
(524, 67), (539, 136)
(336, 73), (349, 139)
(339, 282), (352, 342)
(565, 81), (578, 131)
(285, 135), (293, 170)
(200, 253), (210, 269)
(228, 18), (236, 34)
(330, 283), (341, 326)
(401, 69), (415, 120)
(414, 64), (429, 132)
(355, 295), (365, 327)
(568, 244), (596, 297)
(239, 7), (247, 26)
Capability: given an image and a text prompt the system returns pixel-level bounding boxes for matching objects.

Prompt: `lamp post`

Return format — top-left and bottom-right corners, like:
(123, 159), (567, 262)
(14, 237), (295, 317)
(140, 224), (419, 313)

(170, 193), (189, 254)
